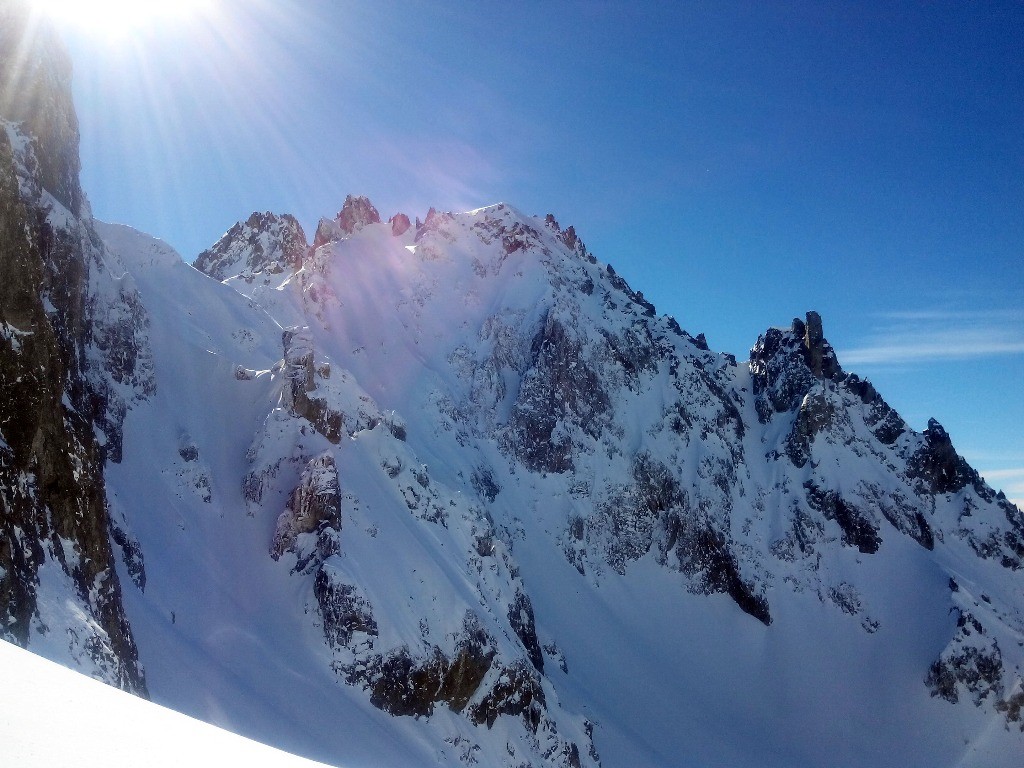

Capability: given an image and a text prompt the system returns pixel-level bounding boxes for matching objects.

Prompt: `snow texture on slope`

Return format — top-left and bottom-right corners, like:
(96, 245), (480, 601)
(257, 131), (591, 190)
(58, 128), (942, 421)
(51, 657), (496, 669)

(1, 638), (338, 768)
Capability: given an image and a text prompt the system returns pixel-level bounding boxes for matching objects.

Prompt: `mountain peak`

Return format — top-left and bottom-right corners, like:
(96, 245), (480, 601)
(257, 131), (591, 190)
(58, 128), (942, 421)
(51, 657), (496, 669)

(337, 194), (380, 234)
(312, 195), (383, 250)
(193, 211), (308, 281)
(750, 311), (844, 421)
(791, 310), (842, 379)
(388, 212), (411, 236)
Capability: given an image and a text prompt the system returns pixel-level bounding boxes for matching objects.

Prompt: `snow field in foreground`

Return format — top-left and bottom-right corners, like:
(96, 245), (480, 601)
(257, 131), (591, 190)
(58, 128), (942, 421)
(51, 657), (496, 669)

(0, 638), (340, 768)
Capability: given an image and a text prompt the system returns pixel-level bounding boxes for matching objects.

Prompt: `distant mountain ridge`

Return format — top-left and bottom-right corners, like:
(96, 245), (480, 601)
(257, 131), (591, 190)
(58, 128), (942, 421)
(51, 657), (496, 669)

(2, 5), (1024, 767)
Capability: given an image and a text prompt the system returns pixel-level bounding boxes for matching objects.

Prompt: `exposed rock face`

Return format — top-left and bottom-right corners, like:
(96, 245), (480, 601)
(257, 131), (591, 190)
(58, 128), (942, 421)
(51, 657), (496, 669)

(804, 482), (881, 554)
(389, 212), (411, 237)
(360, 614), (497, 718)
(468, 658), (546, 731)
(0, 3), (81, 215)
(271, 451), (342, 563)
(503, 310), (611, 474)
(310, 195), (382, 250)
(799, 310), (839, 378)
(508, 591), (544, 672)
(337, 194), (380, 234)
(193, 211), (308, 281)
(344, 611), (576, 757)
(312, 216), (344, 251)
(0, 3), (148, 693)
(785, 388), (837, 467)
(910, 418), (977, 495)
(543, 213), (593, 262)
(843, 373), (907, 444)
(750, 313), (843, 421)
(281, 327), (343, 443)
(315, 564), (377, 648)
(927, 609), (1004, 707)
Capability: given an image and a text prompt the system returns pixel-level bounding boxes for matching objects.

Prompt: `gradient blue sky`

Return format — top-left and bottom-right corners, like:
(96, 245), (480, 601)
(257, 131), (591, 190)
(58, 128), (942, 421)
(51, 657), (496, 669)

(48, 0), (1023, 501)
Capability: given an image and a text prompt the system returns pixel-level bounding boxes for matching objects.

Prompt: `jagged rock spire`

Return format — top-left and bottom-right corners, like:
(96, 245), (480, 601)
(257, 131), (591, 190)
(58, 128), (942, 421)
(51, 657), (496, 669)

(389, 212), (411, 236)
(312, 195), (384, 250)
(791, 311), (841, 379)
(337, 194), (380, 234)
(751, 311), (842, 421)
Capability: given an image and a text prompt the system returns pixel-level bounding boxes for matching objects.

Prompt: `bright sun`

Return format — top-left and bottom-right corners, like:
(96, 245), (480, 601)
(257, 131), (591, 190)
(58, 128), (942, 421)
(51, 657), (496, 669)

(34, 0), (213, 35)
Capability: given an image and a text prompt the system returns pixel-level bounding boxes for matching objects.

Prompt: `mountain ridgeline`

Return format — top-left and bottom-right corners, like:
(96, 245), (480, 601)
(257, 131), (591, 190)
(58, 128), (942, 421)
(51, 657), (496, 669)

(2, 7), (1024, 767)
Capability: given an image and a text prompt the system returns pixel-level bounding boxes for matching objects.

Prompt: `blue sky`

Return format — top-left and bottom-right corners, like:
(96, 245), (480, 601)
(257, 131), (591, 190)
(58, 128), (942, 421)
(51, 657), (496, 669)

(49, 0), (1023, 501)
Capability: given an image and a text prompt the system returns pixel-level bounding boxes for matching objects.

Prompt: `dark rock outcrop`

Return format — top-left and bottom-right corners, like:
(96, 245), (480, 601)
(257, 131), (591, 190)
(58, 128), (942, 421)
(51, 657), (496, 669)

(785, 388), (837, 468)
(798, 311), (840, 379)
(909, 419), (977, 495)
(0, 3), (81, 215)
(926, 610), (1003, 706)
(336, 194), (380, 234)
(0, 3), (147, 693)
(508, 591), (544, 673)
(315, 566), (378, 649)
(312, 217), (344, 251)
(365, 616), (497, 719)
(311, 195), (382, 250)
(468, 659), (546, 732)
(271, 452), (342, 562)
(282, 327), (342, 443)
(804, 483), (881, 554)
(751, 312), (843, 421)
(664, 510), (772, 625)
(347, 612), (563, 746)
(503, 311), (610, 474)
(325, 584), (591, 757)
(844, 373), (907, 445)
(543, 213), (593, 262)
(389, 212), (411, 236)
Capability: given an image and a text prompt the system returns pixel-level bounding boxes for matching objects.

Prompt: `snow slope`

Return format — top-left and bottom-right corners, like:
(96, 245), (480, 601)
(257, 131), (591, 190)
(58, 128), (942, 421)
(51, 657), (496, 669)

(0, 638), (337, 768)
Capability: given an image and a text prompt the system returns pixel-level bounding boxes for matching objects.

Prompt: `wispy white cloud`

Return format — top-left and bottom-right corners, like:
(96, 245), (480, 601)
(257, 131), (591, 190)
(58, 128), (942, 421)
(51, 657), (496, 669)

(837, 309), (1024, 366)
(879, 309), (1024, 323)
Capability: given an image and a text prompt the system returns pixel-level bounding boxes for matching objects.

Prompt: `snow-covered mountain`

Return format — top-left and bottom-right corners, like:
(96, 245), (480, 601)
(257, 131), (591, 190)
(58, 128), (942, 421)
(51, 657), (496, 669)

(2, 5), (1024, 767)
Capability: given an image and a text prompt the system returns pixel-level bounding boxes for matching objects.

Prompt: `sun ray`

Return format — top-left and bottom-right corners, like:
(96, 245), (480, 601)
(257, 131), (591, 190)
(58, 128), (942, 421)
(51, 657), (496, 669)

(33, 0), (215, 36)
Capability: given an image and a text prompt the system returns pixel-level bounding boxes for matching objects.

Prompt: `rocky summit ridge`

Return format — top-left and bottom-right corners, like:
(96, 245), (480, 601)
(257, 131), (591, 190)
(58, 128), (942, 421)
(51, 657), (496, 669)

(3, 7), (1024, 768)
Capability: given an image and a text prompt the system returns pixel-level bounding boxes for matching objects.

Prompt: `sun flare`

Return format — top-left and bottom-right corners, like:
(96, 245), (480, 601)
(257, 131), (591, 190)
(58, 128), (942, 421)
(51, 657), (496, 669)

(34, 0), (213, 35)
